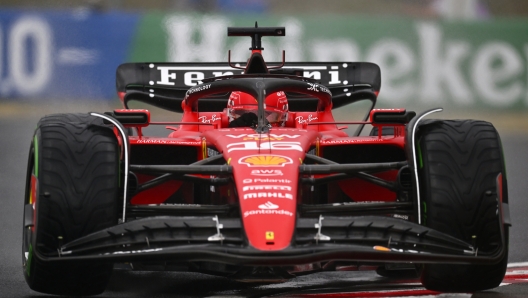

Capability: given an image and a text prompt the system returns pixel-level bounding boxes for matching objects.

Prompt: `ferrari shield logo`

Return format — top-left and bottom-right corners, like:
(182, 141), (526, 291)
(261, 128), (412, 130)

(266, 231), (274, 240)
(239, 155), (293, 167)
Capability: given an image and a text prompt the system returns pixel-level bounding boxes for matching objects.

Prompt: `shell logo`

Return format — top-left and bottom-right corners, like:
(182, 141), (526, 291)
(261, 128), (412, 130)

(238, 155), (293, 167)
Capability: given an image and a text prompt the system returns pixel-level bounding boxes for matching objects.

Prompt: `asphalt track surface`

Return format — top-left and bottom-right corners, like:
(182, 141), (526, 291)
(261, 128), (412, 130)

(1, 103), (528, 297)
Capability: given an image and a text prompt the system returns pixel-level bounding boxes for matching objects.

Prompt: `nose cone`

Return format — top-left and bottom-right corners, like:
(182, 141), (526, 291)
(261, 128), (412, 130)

(205, 128), (319, 250)
(229, 153), (300, 250)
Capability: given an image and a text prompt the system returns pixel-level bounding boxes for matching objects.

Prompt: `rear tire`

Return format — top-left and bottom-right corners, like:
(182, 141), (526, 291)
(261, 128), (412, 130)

(418, 120), (508, 292)
(22, 113), (119, 295)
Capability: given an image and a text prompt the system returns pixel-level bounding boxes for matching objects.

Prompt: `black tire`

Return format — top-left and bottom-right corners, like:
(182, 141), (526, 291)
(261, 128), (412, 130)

(22, 113), (119, 295)
(376, 265), (420, 279)
(417, 120), (508, 292)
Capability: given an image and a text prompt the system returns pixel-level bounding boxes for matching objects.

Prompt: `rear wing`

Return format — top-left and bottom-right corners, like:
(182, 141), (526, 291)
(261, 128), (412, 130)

(117, 62), (380, 112)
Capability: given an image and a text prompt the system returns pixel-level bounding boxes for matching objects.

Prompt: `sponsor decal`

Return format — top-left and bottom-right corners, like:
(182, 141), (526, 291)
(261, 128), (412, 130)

(156, 66), (236, 87)
(243, 192), (293, 200)
(266, 231), (274, 240)
(321, 139), (385, 145)
(198, 114), (221, 123)
(186, 83), (211, 95)
(115, 109), (149, 113)
(243, 178), (292, 183)
(307, 82), (319, 92)
(218, 128), (307, 132)
(243, 209), (293, 218)
(319, 85), (331, 94)
(238, 155), (293, 167)
(226, 134), (300, 140)
(306, 82), (331, 95)
(258, 201), (279, 209)
(156, 66), (179, 86)
(135, 139), (200, 145)
(227, 141), (303, 152)
(295, 115), (318, 124)
(251, 169), (283, 176)
(242, 185), (292, 191)
(136, 139), (173, 144)
(175, 141), (203, 145)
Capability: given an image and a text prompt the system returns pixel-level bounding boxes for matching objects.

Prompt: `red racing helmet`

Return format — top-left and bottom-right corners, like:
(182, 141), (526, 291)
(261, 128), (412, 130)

(227, 91), (288, 127)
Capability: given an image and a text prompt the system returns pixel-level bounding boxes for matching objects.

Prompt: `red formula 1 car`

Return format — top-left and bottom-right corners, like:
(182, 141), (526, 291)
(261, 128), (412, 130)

(22, 25), (511, 295)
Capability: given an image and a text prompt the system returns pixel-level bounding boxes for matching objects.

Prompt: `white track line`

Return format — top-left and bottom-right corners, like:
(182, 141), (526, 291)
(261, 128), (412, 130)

(508, 262), (528, 268)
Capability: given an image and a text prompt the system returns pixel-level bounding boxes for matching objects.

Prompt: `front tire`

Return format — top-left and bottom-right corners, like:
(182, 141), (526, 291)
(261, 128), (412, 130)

(22, 113), (119, 295)
(417, 120), (508, 292)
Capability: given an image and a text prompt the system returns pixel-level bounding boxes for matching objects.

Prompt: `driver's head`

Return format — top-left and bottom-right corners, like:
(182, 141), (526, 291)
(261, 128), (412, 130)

(227, 91), (288, 127)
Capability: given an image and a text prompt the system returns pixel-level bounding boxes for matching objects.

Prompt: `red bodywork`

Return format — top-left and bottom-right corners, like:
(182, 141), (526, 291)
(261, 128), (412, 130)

(120, 104), (406, 251)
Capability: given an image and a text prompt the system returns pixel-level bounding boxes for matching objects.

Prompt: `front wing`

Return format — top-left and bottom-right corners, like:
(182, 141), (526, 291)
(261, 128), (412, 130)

(37, 214), (506, 267)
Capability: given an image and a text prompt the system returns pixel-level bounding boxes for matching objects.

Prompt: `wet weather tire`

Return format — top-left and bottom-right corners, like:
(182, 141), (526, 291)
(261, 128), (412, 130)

(418, 120), (508, 292)
(22, 113), (119, 296)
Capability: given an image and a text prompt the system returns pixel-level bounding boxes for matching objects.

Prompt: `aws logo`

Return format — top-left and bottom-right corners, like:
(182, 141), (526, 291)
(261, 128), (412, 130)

(251, 169), (283, 176)
(239, 155), (293, 167)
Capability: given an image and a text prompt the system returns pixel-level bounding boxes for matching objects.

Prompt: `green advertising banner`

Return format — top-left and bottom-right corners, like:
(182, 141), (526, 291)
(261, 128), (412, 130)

(129, 14), (528, 109)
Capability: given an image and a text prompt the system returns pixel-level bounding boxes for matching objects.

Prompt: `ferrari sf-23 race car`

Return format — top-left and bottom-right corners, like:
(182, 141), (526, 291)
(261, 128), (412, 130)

(22, 25), (511, 295)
